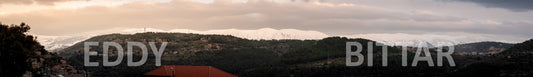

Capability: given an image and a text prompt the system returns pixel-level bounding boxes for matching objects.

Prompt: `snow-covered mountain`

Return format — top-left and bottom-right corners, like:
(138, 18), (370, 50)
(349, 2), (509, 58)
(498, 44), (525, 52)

(34, 28), (330, 51)
(35, 35), (96, 52)
(33, 28), (523, 52)
(344, 33), (524, 47)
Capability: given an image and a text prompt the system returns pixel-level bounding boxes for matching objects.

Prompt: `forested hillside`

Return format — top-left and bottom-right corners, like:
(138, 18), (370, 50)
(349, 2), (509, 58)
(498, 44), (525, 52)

(56, 32), (533, 77)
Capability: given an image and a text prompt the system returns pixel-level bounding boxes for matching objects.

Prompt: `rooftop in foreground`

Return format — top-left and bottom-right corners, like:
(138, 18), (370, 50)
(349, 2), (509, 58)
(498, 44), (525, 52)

(145, 65), (237, 77)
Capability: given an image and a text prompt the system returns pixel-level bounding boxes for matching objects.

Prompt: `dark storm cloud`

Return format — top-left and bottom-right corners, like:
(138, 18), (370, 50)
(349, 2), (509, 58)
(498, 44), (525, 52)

(444, 0), (533, 12)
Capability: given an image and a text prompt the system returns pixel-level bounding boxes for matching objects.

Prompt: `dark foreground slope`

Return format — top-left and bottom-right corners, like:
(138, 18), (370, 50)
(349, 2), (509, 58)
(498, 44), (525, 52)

(449, 39), (533, 77)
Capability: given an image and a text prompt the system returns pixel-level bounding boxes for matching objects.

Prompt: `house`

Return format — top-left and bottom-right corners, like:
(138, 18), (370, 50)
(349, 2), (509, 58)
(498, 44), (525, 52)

(145, 65), (237, 77)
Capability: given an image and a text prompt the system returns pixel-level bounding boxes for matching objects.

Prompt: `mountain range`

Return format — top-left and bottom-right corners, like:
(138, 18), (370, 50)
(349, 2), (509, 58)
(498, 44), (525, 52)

(36, 28), (520, 52)
(53, 32), (531, 77)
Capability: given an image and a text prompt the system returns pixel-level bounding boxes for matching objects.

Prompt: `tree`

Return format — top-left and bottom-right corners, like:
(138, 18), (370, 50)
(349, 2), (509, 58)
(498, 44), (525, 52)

(0, 23), (41, 76)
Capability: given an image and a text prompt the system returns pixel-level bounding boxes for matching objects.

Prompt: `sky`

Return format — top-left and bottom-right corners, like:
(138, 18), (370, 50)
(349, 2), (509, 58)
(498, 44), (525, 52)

(1, 0), (533, 50)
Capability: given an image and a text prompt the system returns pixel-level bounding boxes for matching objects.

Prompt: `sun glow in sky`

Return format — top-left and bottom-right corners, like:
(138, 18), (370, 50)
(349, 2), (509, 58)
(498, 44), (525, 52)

(0, 0), (173, 14)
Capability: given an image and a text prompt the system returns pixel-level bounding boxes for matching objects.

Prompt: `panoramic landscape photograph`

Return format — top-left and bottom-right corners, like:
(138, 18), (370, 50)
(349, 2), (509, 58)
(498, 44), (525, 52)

(1, 0), (533, 77)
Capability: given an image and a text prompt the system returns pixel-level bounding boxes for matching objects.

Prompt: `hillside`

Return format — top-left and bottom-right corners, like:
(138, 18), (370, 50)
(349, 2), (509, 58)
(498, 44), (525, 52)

(59, 32), (533, 77)
(448, 39), (533, 76)
(56, 32), (311, 76)
(56, 32), (423, 77)
(502, 39), (533, 54)
(56, 32), (533, 77)
(454, 42), (514, 55)
(58, 32), (297, 58)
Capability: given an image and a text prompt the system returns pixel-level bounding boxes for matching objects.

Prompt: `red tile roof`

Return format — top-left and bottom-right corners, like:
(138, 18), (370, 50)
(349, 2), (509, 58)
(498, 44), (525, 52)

(145, 65), (237, 77)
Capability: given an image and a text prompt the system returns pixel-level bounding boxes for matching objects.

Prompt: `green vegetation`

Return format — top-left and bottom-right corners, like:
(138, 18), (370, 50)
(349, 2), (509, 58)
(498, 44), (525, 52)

(56, 33), (440, 77)
(502, 39), (533, 53)
(55, 32), (533, 77)
(0, 23), (37, 76)
(281, 37), (401, 64)
(448, 39), (533, 77)
(0, 23), (63, 76)
(454, 41), (514, 54)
